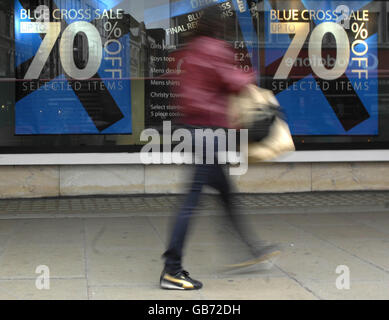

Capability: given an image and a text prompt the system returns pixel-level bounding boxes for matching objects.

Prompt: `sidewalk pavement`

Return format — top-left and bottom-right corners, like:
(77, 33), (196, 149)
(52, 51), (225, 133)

(0, 191), (388, 300)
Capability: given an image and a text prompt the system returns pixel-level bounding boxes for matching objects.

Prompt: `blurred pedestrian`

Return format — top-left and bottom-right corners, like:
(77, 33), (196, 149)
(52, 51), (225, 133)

(160, 5), (280, 290)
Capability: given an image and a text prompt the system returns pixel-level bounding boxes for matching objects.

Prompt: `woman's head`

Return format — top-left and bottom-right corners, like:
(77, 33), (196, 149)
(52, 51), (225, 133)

(193, 5), (225, 39)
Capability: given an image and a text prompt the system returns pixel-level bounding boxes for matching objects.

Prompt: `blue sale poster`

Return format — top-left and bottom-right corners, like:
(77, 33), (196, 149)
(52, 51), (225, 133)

(263, 0), (378, 135)
(144, 0), (378, 136)
(14, 0), (132, 134)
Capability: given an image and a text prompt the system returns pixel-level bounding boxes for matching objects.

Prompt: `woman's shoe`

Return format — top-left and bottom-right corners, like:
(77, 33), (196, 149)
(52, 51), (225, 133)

(224, 244), (281, 269)
(160, 269), (203, 290)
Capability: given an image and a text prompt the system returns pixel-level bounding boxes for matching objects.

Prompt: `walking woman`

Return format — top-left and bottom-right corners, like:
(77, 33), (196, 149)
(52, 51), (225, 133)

(160, 5), (280, 290)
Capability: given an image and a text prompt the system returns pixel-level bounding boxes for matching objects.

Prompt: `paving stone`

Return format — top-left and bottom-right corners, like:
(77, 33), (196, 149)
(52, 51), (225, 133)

(89, 285), (202, 300)
(323, 238), (389, 272)
(86, 249), (163, 287)
(199, 277), (317, 300)
(283, 213), (359, 226)
(303, 280), (389, 300)
(0, 279), (87, 300)
(0, 244), (85, 279)
(10, 219), (84, 246)
(275, 240), (389, 282)
(0, 219), (85, 279)
(84, 217), (164, 252)
(0, 220), (19, 235)
(296, 224), (389, 240)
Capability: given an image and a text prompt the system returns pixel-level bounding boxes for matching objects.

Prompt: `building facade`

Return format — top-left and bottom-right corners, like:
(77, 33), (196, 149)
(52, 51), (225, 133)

(0, 0), (389, 198)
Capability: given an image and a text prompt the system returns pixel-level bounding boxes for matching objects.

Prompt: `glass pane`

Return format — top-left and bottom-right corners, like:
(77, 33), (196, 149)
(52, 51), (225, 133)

(0, 0), (388, 153)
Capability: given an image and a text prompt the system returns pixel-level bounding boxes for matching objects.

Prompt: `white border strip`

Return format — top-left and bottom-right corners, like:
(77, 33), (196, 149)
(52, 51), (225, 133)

(0, 150), (388, 165)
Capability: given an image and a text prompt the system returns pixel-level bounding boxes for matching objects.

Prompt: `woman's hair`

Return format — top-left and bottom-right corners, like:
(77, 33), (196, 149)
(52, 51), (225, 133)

(192, 5), (225, 39)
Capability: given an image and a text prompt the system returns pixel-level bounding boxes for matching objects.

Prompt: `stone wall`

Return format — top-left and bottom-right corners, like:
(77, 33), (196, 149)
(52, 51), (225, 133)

(0, 162), (389, 198)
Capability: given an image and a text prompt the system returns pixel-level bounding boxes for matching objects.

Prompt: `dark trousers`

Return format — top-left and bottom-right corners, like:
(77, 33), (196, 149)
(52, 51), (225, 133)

(162, 131), (259, 274)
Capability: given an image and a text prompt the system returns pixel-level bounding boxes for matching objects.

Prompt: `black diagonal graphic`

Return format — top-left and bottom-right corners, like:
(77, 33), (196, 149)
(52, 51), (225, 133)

(15, 0), (130, 132)
(267, 0), (377, 131)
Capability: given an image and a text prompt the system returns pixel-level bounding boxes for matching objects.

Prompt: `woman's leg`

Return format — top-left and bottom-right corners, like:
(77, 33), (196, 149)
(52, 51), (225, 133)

(162, 163), (211, 274)
(208, 164), (263, 255)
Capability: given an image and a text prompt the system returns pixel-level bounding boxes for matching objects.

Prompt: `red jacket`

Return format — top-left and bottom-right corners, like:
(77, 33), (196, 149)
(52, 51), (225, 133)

(177, 36), (254, 128)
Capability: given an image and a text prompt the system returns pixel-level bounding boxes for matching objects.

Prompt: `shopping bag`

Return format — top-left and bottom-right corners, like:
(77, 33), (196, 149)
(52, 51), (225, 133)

(228, 84), (295, 161)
